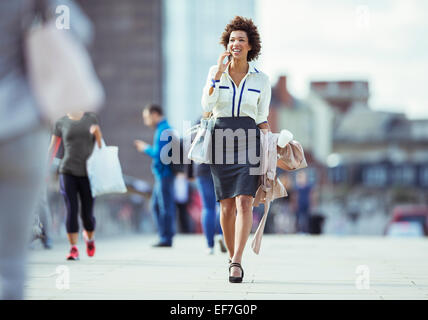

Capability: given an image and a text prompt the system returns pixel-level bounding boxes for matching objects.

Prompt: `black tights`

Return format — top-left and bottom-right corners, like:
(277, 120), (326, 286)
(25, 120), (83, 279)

(59, 174), (96, 233)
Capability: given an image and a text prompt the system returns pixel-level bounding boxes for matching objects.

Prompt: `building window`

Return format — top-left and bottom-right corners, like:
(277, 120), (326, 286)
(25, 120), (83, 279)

(328, 165), (347, 184)
(392, 165), (416, 186)
(327, 82), (339, 96)
(419, 166), (428, 188)
(362, 165), (388, 187)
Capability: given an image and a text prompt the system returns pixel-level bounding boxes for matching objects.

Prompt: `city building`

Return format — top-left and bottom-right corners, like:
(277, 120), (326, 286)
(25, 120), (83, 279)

(310, 80), (370, 114)
(271, 76), (334, 167)
(162, 0), (255, 131)
(331, 106), (428, 189)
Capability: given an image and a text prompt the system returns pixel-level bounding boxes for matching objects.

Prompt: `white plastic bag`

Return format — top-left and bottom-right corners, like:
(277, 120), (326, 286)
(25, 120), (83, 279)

(86, 140), (127, 197)
(187, 117), (215, 164)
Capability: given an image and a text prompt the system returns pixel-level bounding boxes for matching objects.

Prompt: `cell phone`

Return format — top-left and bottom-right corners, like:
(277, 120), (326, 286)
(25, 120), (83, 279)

(227, 45), (232, 62)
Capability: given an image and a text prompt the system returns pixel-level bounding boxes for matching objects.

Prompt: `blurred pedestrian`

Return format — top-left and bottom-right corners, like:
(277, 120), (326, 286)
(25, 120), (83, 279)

(33, 185), (54, 249)
(294, 170), (313, 234)
(50, 111), (103, 260)
(195, 163), (226, 255)
(0, 128), (48, 299)
(31, 134), (63, 249)
(201, 16), (271, 283)
(174, 172), (193, 233)
(134, 104), (176, 247)
(0, 0), (94, 299)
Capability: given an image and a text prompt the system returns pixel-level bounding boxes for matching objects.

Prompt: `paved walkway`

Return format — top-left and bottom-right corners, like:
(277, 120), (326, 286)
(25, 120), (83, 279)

(25, 234), (428, 300)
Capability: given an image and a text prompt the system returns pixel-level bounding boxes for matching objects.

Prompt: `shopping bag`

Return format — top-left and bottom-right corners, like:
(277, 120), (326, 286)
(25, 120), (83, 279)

(187, 117), (215, 164)
(277, 140), (307, 171)
(86, 140), (127, 197)
(25, 19), (104, 122)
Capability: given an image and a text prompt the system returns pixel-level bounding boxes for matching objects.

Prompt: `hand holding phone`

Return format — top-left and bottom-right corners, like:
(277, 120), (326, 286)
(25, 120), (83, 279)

(227, 44), (232, 62)
(216, 50), (231, 78)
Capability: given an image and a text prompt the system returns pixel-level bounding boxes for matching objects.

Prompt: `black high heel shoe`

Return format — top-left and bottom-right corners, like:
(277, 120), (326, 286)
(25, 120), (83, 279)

(229, 262), (244, 283)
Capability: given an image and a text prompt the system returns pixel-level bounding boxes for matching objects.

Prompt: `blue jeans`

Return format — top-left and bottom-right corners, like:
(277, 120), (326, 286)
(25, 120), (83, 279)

(297, 208), (310, 234)
(151, 175), (176, 244)
(196, 175), (222, 248)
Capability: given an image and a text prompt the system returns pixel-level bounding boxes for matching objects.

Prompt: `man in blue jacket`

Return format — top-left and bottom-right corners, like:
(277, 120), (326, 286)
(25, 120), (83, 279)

(134, 104), (176, 247)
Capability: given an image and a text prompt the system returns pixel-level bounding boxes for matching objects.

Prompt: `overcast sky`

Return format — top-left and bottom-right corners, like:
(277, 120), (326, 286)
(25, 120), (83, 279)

(256, 0), (428, 119)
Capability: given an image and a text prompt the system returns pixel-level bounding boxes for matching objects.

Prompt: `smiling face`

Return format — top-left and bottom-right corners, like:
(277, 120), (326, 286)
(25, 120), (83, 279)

(228, 30), (252, 61)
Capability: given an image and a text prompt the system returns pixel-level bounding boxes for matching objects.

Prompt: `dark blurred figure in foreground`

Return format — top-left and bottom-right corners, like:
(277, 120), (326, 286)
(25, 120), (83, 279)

(0, 0), (93, 299)
(0, 1), (50, 300)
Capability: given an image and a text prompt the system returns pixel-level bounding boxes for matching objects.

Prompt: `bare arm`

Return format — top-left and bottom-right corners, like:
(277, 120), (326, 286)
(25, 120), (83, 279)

(48, 135), (59, 155)
(208, 51), (231, 96)
(90, 125), (103, 148)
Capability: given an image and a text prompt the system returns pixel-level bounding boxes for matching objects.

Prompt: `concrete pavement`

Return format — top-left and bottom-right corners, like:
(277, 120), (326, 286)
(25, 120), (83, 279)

(25, 234), (428, 300)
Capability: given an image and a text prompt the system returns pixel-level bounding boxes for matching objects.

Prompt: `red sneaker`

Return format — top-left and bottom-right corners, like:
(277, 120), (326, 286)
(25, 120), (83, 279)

(83, 231), (95, 257)
(66, 246), (79, 260)
(85, 239), (95, 257)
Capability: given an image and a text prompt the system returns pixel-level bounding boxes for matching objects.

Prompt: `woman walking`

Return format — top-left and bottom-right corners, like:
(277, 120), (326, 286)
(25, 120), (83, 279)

(201, 16), (271, 283)
(50, 111), (102, 260)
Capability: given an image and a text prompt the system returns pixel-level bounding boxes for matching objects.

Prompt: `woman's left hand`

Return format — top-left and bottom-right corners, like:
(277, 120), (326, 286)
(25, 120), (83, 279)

(257, 122), (270, 134)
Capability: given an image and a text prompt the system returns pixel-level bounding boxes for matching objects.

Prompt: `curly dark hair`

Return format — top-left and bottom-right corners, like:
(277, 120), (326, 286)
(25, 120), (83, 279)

(220, 16), (261, 62)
